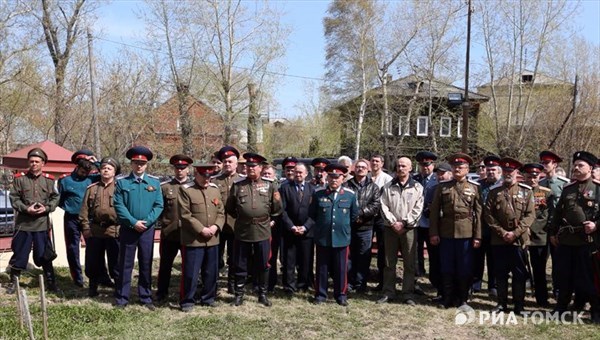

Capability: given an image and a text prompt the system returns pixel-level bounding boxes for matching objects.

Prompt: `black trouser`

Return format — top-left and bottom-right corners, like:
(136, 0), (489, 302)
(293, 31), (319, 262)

(416, 227), (428, 276)
(349, 229), (373, 291)
(281, 232), (314, 292)
(233, 239), (271, 296)
(219, 229), (235, 288)
(528, 245), (549, 305)
(373, 222), (385, 286)
(473, 234), (495, 290)
(555, 244), (599, 314)
(268, 223), (282, 290)
(492, 245), (528, 308)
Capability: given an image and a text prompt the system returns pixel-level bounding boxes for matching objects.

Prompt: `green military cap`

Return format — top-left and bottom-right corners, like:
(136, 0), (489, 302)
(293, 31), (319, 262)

(27, 148), (48, 162)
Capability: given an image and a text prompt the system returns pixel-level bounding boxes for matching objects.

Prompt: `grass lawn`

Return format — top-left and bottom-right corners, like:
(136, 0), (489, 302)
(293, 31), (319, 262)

(1, 260), (599, 339)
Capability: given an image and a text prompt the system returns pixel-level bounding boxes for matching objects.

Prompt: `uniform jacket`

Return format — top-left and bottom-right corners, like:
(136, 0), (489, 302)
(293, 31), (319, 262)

(343, 176), (381, 231)
(309, 186), (359, 248)
(380, 177), (424, 230)
(10, 171), (60, 232)
(178, 182), (225, 247)
(540, 175), (570, 229)
(212, 172), (244, 234)
(79, 181), (119, 238)
(114, 172), (164, 230)
(484, 182), (535, 246)
(159, 178), (193, 242)
(413, 173), (437, 228)
(478, 178), (503, 239)
(548, 177), (600, 246)
(530, 185), (551, 246)
(279, 180), (316, 237)
(429, 178), (482, 239)
(58, 171), (100, 215)
(225, 177), (283, 242)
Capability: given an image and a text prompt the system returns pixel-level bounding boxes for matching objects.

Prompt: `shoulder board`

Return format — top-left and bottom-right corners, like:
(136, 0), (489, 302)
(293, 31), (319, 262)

(160, 180), (171, 186)
(467, 179), (480, 186)
(518, 183), (532, 190)
(86, 182), (99, 189)
(489, 183), (503, 191)
(234, 177), (246, 184)
(182, 182), (195, 189)
(14, 172), (26, 178)
(538, 186), (551, 192)
(115, 174), (126, 180)
(42, 173), (55, 180)
(342, 188), (355, 194)
(438, 179), (453, 184)
(59, 173), (70, 179)
(238, 174), (247, 178)
(593, 179), (600, 186)
(147, 174), (159, 180)
(209, 183), (218, 188)
(564, 181), (577, 188)
(210, 174), (220, 180)
(261, 177), (274, 182)
(556, 175), (570, 183)
(315, 187), (326, 193)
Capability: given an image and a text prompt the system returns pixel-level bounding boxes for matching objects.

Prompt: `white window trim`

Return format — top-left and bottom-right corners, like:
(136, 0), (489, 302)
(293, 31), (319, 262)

(176, 118), (181, 132)
(398, 116), (410, 136)
(457, 118), (462, 138)
(440, 117), (451, 137)
(416, 116), (428, 136)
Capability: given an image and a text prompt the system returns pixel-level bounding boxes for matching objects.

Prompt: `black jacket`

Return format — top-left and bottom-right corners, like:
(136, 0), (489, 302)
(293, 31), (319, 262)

(344, 176), (381, 231)
(279, 180), (316, 238)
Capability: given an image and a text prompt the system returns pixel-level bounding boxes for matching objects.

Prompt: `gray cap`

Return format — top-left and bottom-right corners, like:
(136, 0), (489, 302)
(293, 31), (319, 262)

(435, 162), (453, 173)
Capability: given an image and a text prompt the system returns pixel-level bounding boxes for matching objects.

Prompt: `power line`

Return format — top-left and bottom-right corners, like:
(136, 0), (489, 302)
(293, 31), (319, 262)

(95, 36), (326, 82)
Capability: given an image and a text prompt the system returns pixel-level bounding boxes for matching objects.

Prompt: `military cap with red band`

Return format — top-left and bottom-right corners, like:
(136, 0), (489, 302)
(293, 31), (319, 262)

(243, 152), (267, 166)
(126, 145), (153, 162)
(325, 163), (348, 175)
(169, 154), (193, 168)
(194, 163), (217, 176)
(539, 150), (563, 163)
(483, 155), (501, 167)
(282, 156), (298, 169)
(446, 152), (473, 166)
(217, 145), (240, 160)
(311, 157), (331, 169)
(71, 149), (94, 164)
(521, 163), (544, 175)
(499, 157), (523, 171)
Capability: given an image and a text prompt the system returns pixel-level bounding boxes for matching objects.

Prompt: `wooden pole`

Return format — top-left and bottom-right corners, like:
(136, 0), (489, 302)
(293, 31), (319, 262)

(20, 289), (35, 340)
(15, 277), (23, 329)
(461, 0), (473, 153)
(39, 274), (49, 340)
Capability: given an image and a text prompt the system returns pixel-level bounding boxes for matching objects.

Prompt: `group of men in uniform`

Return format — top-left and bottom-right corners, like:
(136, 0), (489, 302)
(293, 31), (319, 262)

(4, 143), (600, 320)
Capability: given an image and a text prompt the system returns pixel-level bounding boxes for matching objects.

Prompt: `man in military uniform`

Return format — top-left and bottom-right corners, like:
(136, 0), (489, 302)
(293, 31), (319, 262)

(6, 148), (60, 294)
(113, 146), (164, 310)
(522, 163), (552, 307)
(58, 149), (100, 287)
(377, 156), (424, 305)
(311, 158), (330, 188)
(79, 157), (122, 297)
(484, 157), (535, 314)
(178, 164), (225, 311)
(211, 151), (223, 175)
(309, 163), (358, 306)
(539, 150), (570, 298)
(226, 153), (283, 306)
(212, 145), (243, 294)
(413, 151), (437, 278)
(548, 151), (600, 322)
(429, 153), (482, 309)
(473, 155), (502, 295)
(155, 154), (193, 303)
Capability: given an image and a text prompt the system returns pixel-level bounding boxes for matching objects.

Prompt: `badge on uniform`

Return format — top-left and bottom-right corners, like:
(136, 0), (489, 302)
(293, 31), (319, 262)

(343, 208), (347, 214)
(212, 198), (219, 206)
(147, 185), (156, 192)
(273, 192), (281, 201)
(588, 201), (594, 207)
(583, 190), (594, 199)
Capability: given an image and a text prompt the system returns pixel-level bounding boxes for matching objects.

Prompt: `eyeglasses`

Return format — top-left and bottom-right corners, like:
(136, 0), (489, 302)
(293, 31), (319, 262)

(355, 165), (368, 170)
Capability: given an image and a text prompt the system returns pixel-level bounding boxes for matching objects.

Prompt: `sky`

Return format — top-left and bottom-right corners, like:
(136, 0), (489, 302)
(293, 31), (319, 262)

(95, 0), (600, 120)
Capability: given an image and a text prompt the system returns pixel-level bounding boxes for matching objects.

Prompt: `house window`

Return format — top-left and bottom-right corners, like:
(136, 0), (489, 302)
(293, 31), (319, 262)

(398, 116), (410, 136)
(457, 118), (462, 138)
(176, 118), (181, 131)
(416, 116), (428, 136)
(440, 117), (451, 137)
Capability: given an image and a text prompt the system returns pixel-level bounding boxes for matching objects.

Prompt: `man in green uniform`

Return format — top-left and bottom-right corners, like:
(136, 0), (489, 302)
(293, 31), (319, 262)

(226, 153), (283, 307)
(548, 151), (600, 323)
(6, 148), (60, 294)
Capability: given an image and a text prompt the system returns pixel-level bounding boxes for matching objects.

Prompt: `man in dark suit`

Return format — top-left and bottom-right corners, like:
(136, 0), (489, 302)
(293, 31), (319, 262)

(280, 163), (316, 294)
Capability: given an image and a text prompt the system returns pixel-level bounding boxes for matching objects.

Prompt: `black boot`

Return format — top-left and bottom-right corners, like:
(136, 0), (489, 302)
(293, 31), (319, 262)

(232, 277), (245, 306)
(458, 277), (472, 308)
(257, 272), (272, 307)
(512, 279), (526, 315)
(493, 279), (508, 312)
(5, 268), (20, 294)
(441, 274), (454, 309)
(88, 281), (99, 297)
(43, 264), (58, 293)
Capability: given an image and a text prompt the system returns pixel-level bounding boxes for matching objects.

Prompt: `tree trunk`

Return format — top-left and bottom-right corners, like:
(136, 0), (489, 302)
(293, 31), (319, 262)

(247, 83), (259, 153)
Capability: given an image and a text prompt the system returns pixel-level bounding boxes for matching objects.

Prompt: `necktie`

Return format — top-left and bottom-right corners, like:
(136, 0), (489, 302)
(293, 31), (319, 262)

(298, 184), (304, 200)
(136, 177), (142, 184)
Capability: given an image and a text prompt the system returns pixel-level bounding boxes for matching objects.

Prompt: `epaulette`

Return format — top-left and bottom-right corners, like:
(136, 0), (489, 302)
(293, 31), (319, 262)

(42, 173), (55, 180)
(182, 182), (195, 189)
(239, 174), (247, 178)
(342, 188), (355, 194)
(115, 174), (126, 180)
(538, 186), (551, 192)
(209, 183), (218, 188)
(315, 187), (326, 192)
(59, 173), (70, 179)
(563, 181), (577, 188)
(14, 172), (26, 178)
(489, 182), (503, 191)
(160, 180), (171, 186)
(518, 183), (532, 190)
(147, 174), (160, 179)
(87, 182), (99, 189)
(556, 175), (570, 183)
(234, 177), (246, 184)
(593, 179), (600, 186)
(262, 177), (274, 182)
(467, 179), (480, 186)
(210, 174), (220, 180)
(439, 179), (453, 183)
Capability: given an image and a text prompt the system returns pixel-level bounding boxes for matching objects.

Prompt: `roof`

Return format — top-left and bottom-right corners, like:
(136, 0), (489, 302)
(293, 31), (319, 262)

(478, 70), (573, 88)
(370, 74), (489, 102)
(1, 140), (75, 173)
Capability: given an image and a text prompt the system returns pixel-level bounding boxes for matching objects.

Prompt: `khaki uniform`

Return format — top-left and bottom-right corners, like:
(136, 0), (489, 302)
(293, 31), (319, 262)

(160, 179), (192, 242)
(179, 182), (225, 247)
(530, 185), (551, 246)
(213, 173), (244, 233)
(80, 181), (120, 238)
(485, 183), (535, 246)
(10, 172), (59, 232)
(429, 178), (482, 239)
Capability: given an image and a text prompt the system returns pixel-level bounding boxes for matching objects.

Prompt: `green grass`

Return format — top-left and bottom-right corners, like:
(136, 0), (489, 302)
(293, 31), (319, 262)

(2, 261), (600, 339)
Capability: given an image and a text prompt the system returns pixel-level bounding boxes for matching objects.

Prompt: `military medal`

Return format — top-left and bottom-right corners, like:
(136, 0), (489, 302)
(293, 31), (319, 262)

(212, 198), (219, 206)
(588, 201), (594, 207)
(343, 208), (347, 213)
(147, 185), (155, 192)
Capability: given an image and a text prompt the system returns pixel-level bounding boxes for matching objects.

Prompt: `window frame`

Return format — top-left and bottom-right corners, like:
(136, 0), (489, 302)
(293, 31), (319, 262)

(416, 116), (428, 137)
